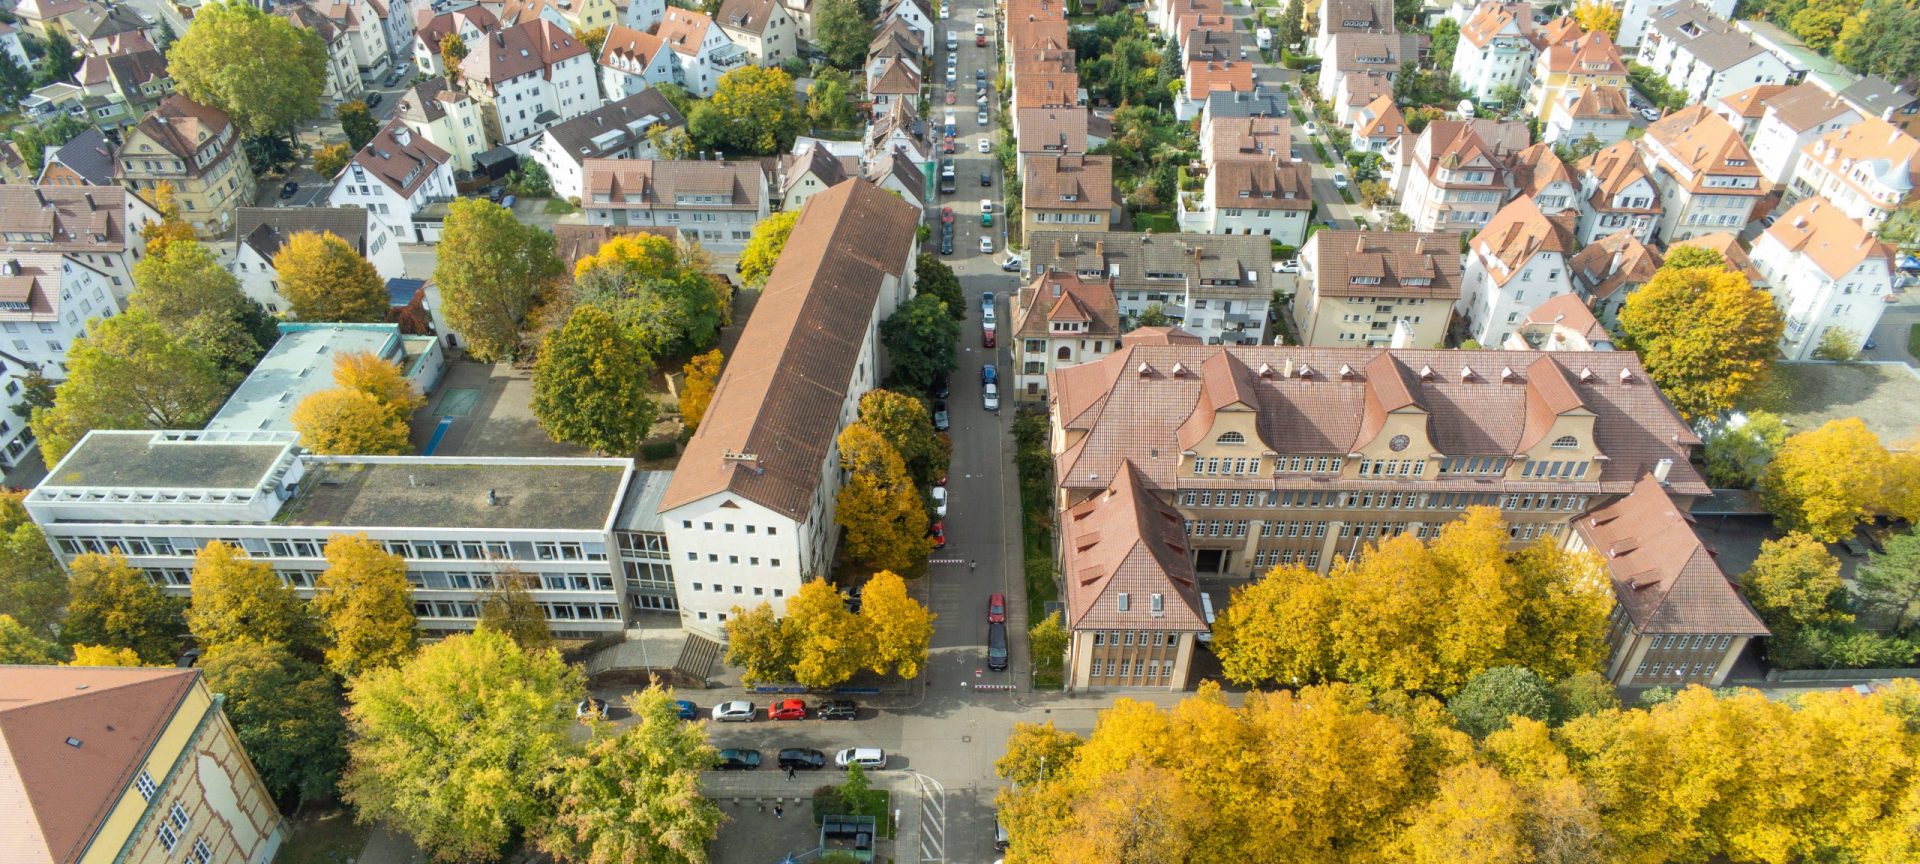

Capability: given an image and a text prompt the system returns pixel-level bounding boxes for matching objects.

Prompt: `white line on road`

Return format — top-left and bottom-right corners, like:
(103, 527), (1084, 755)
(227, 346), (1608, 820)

(911, 770), (948, 863)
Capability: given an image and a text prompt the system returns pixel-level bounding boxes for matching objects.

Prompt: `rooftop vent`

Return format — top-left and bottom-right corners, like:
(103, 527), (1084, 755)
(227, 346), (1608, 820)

(1578, 367), (1595, 382)
(1257, 362), (1275, 378)
(1137, 361), (1153, 376)
(1338, 363), (1355, 378)
(1460, 365), (1474, 381)
(1619, 367), (1634, 383)
(1171, 362), (1188, 377)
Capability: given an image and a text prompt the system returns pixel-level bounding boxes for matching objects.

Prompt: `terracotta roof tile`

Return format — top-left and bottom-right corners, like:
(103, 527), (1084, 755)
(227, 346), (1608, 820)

(1472, 196), (1572, 285)
(1061, 460), (1208, 631)
(1016, 108), (1088, 154)
(1569, 228), (1661, 300)
(347, 119), (449, 196)
(1762, 196), (1894, 282)
(1576, 473), (1769, 635)
(1023, 153), (1113, 211)
(1764, 82), (1860, 131)
(1717, 83), (1790, 120)
(1306, 229), (1462, 299)
(1013, 271), (1119, 340)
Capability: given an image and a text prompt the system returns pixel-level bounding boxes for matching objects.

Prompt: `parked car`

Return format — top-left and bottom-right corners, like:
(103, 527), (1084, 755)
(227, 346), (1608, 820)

(987, 621), (1008, 670)
(769, 699), (807, 721)
(674, 700), (697, 720)
(982, 212), (993, 227)
(931, 373), (951, 399)
(929, 521), (946, 548)
(500, 194), (516, 209)
(1273, 259), (1300, 273)
(947, 68), (957, 84)
(932, 485), (948, 518)
(943, 139), (957, 154)
(576, 697), (606, 719)
(981, 199), (994, 214)
(946, 90), (957, 105)
(366, 92), (383, 108)
(983, 382), (1000, 411)
(715, 748), (762, 770)
(979, 236), (994, 253)
(1001, 255), (1021, 272)
(779, 748), (828, 771)
(940, 224), (955, 255)
(977, 32), (987, 46)
(988, 592), (1005, 623)
(279, 181), (299, 199)
(819, 699), (860, 720)
(981, 363), (997, 384)
(933, 400), (951, 431)
(940, 207), (955, 224)
(1641, 107), (1661, 121)
(384, 68), (407, 87)
(982, 323), (996, 347)
(711, 700), (755, 722)
(1303, 120), (1317, 136)
(979, 139), (991, 153)
(836, 747), (889, 769)
(978, 109), (989, 124)
(1332, 172), (1349, 189)
(981, 291), (995, 313)
(996, 817), (1010, 851)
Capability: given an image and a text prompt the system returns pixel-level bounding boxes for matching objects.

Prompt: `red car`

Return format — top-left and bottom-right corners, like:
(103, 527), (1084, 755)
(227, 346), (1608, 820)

(982, 326), (996, 348)
(945, 90), (956, 105)
(930, 521), (947, 549)
(940, 207), (954, 224)
(943, 139), (956, 154)
(987, 592), (1005, 623)
(976, 33), (987, 47)
(769, 699), (807, 721)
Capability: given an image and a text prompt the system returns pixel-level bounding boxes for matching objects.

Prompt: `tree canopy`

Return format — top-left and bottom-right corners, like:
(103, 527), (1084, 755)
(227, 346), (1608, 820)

(434, 198), (564, 361)
(571, 234), (728, 359)
(0, 614), (66, 664)
(201, 639), (347, 807)
(881, 294), (959, 392)
(857, 389), (948, 488)
(312, 534), (417, 679)
(128, 236), (274, 373)
(61, 553), (185, 665)
(187, 541), (314, 655)
(166, 0), (327, 136)
(532, 304), (656, 455)
(0, 490), (67, 637)
(738, 210), (799, 288)
(915, 254), (966, 322)
(292, 352), (423, 456)
(859, 570), (934, 679)
(813, 0), (868, 70)
(834, 423), (933, 573)
(536, 686), (724, 864)
(275, 231), (390, 322)
(1616, 263), (1784, 421)
(478, 570), (555, 653)
(678, 349), (723, 432)
(708, 66), (802, 155)
(782, 577), (870, 689)
(1761, 417), (1895, 541)
(33, 310), (232, 465)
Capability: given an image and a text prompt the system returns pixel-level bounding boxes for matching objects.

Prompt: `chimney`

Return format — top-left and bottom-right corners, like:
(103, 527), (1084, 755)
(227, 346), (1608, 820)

(1053, 237), (1061, 257)
(1653, 458), (1672, 484)
(1354, 233), (1365, 254)
(1095, 238), (1103, 257)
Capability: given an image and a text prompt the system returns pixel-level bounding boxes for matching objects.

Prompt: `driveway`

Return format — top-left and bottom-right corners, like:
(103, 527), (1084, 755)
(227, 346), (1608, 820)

(1864, 291), (1920, 365)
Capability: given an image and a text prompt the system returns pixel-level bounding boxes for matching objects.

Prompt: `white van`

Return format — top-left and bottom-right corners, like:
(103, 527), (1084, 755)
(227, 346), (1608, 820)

(1197, 593), (1217, 645)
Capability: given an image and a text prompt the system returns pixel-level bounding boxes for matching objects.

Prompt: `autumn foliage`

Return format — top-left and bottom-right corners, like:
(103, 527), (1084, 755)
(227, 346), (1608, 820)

(292, 352), (424, 455)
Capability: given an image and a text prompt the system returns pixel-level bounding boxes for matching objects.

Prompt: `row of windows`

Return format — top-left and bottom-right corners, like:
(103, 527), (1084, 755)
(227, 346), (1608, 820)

(1260, 520), (1330, 538)
(156, 801), (190, 853)
(1180, 489), (1589, 514)
(1186, 519), (1249, 538)
(686, 551), (784, 567)
(688, 581), (786, 599)
(1090, 630), (1181, 647)
(412, 601), (622, 621)
(1638, 660), (1715, 679)
(1189, 456), (1263, 476)
(1252, 548), (1321, 568)
(1356, 458), (1427, 477)
(1651, 633), (1735, 651)
(1275, 456), (1344, 474)
(681, 519), (780, 536)
(1438, 456), (1510, 475)
(1339, 521), (1408, 539)
(408, 571), (615, 593)
(1520, 459), (1590, 479)
(55, 535), (611, 565)
(624, 560), (675, 587)
(1091, 659), (1172, 679)
(617, 531), (671, 559)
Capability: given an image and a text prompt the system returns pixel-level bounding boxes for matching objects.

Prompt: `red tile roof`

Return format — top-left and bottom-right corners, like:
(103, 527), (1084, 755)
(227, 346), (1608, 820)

(1061, 460), (1208, 632)
(1576, 473), (1769, 635)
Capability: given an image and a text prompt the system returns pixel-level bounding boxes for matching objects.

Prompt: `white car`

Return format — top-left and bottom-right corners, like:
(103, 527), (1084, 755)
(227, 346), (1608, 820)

(980, 199), (994, 214)
(836, 747), (889, 769)
(983, 382), (1000, 412)
(1332, 172), (1349, 189)
(947, 68), (957, 84)
(711, 700), (755, 722)
(940, 3), (949, 16)
(932, 486), (948, 517)
(1641, 107), (1661, 121)
(1303, 121), (1318, 136)
(979, 236), (993, 253)
(979, 139), (991, 152)
(1272, 259), (1300, 274)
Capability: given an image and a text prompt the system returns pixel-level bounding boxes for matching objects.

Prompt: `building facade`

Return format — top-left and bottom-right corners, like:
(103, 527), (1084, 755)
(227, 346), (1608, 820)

(1009, 270), (1122, 400)
(1025, 231), (1274, 345)
(326, 120), (456, 245)
(1750, 195), (1894, 361)
(1638, 105), (1765, 241)
(1784, 117), (1919, 231)
(581, 159), (769, 252)
(1298, 230), (1461, 349)
(1457, 196), (1576, 347)
(116, 96), (255, 240)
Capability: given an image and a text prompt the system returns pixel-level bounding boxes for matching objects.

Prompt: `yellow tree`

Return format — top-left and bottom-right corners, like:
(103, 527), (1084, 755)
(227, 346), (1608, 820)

(313, 143), (352, 178)
(1761, 417), (1891, 541)
(1616, 264), (1784, 421)
(1574, 0), (1621, 36)
(678, 349), (723, 432)
(708, 65), (801, 155)
(858, 570), (934, 679)
(738, 210), (799, 287)
(833, 423), (933, 572)
(1048, 764), (1210, 864)
(273, 230), (390, 322)
(1481, 718), (1605, 863)
(858, 388), (949, 487)
(1742, 532), (1849, 635)
(311, 534), (416, 679)
(335, 351), (425, 414)
(292, 388), (413, 455)
(59, 552), (185, 664)
(140, 181), (197, 256)
(1214, 563), (1337, 686)
(439, 33), (467, 80)
(996, 721), (1083, 787)
(186, 541), (313, 653)
(68, 644), (148, 666)
(781, 578), (868, 689)
(723, 601), (793, 685)
(1331, 533), (1455, 692)
(1402, 763), (1531, 864)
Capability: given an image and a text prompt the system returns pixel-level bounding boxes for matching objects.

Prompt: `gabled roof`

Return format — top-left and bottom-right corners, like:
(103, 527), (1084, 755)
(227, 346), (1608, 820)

(600, 24), (667, 70)
(1669, 231), (1764, 284)
(540, 90), (684, 167)
(1184, 57), (1254, 100)
(234, 207), (369, 261)
(1322, 0), (1394, 35)
(1717, 82), (1790, 120)
(39, 127), (114, 186)
(871, 57), (920, 95)
(1576, 140), (1658, 213)
(0, 185), (131, 253)
(864, 151), (925, 199)
(1560, 84), (1629, 120)
(1649, 0), (1771, 70)
(1060, 460), (1207, 632)
(1461, 1), (1540, 49)
(717, 0), (782, 35)
(395, 76), (475, 125)
(1519, 292), (1610, 345)
(1512, 141), (1574, 199)
(1016, 108), (1088, 154)
(1206, 115), (1290, 163)
(1023, 154), (1113, 211)
(1764, 82), (1859, 132)
(344, 119), (450, 196)
(124, 95), (233, 167)
(1013, 270), (1119, 340)
(1645, 104), (1762, 186)
(1576, 473), (1769, 635)
(1538, 28), (1623, 76)
(1801, 115), (1919, 198)
(1210, 159), (1312, 210)
(656, 7), (719, 56)
(583, 159), (765, 210)
(460, 18), (586, 85)
(0, 667), (200, 864)
(416, 6), (499, 52)
(1762, 196), (1894, 281)
(658, 181), (919, 515)
(1356, 94), (1406, 141)
(1569, 228), (1661, 300)
(1473, 196), (1572, 285)
(780, 142), (849, 196)
(1307, 230), (1462, 300)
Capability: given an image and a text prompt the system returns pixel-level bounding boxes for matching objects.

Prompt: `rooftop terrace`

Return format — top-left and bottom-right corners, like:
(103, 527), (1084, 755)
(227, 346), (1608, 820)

(279, 459), (629, 531)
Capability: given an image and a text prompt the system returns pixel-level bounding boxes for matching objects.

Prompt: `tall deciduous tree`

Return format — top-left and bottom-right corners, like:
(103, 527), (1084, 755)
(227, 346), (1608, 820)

(1574, 0), (1623, 36)
(312, 534), (417, 679)
(738, 210), (799, 288)
(532, 304), (656, 455)
(440, 34), (468, 80)
(858, 389), (948, 488)
(1615, 263), (1784, 421)
(710, 66), (801, 155)
(187, 541), (314, 655)
(859, 570), (933, 679)
(881, 294), (960, 392)
(1743, 532), (1849, 636)
(61, 552), (185, 665)
(915, 254), (966, 321)
(201, 638), (348, 807)
(537, 686), (723, 864)
(275, 231), (390, 322)
(0, 490), (67, 637)
(338, 100), (378, 150)
(1029, 611), (1069, 678)
(723, 601), (793, 685)
(434, 198), (564, 361)
(69, 644), (146, 666)
(479, 569), (554, 652)
(1215, 563), (1338, 686)
(781, 578), (868, 689)
(571, 233), (726, 358)
(129, 237), (273, 373)
(1857, 530), (1920, 633)
(343, 628), (583, 863)
(32, 310), (231, 464)
(834, 423), (933, 573)
(1761, 417), (1891, 541)
(1403, 763), (1531, 864)
(813, 0), (869, 71)
(678, 349), (723, 432)
(1702, 410), (1787, 488)
(166, 0), (327, 137)
(293, 352), (422, 456)
(996, 720), (1082, 787)
(1446, 666), (1555, 738)
(0, 614), (65, 664)
(805, 66), (858, 130)
(314, 142), (352, 178)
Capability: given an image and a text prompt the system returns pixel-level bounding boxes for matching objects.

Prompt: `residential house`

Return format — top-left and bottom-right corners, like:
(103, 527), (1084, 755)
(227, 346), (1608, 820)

(1837, 74), (1920, 139)
(775, 0), (812, 41)
(1616, 0), (1737, 48)
(1502, 292), (1614, 351)
(1711, 82), (1791, 142)
(1458, 195), (1576, 346)
(1785, 116), (1919, 231)
(529, 90), (685, 200)
(510, 0), (626, 33)
(326, 119), (457, 244)
(655, 7), (746, 97)
(778, 142), (854, 212)
(38, 127), (116, 186)
(599, 25), (677, 101)
(1010, 270), (1121, 400)
(623, 0), (670, 31)
(1025, 231), (1274, 344)
(71, 47), (171, 129)
(1179, 116), (1312, 245)
(0, 23), (28, 69)
(1569, 227), (1661, 325)
(116, 96), (255, 240)
(374, 0), (419, 73)
(1351, 94), (1408, 153)
(1638, 1), (1791, 105)
(1297, 229), (1462, 348)
(1023, 154), (1119, 240)
(1750, 195), (1894, 360)
(1513, 141), (1578, 216)
(582, 158), (769, 251)
(282, 2), (369, 108)
(864, 151), (925, 209)
(412, 5), (499, 76)
(881, 0), (935, 49)
(62, 2), (151, 56)
(1015, 107), (1088, 178)
(393, 76), (491, 174)
(658, 180), (919, 635)
(715, 0), (797, 67)
(10, 0), (90, 37)
(865, 99), (928, 164)
(1203, 87), (1288, 125)
(1453, 1), (1543, 104)
(1320, 33), (1424, 124)
(868, 57), (921, 120)
(870, 17), (925, 69)
(1571, 474), (1770, 687)
(0, 667), (288, 864)
(1316, 0), (1395, 58)
(1747, 82), (1860, 187)
(228, 207), (402, 314)
(1529, 25), (1626, 126)
(311, 0), (398, 81)
(459, 19), (599, 146)
(1397, 120), (1519, 232)
(1542, 84), (1631, 148)
(1177, 31), (1253, 121)
(1639, 105), (1765, 241)
(1574, 140), (1661, 244)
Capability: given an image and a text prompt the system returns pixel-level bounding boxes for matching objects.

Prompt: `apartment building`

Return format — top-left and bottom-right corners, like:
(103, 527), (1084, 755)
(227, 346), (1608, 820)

(2, 667), (287, 864)
(1320, 33), (1425, 124)
(412, 5), (499, 76)
(1514, 141), (1578, 215)
(1350, 94), (1408, 152)
(1315, 0), (1396, 58)
(1452, 1), (1543, 104)
(715, 0), (798, 66)
(393, 77), (491, 175)
(458, 20), (600, 145)
(658, 181), (919, 636)
(1571, 474), (1769, 688)
(1046, 344), (1708, 588)
(1569, 227), (1662, 326)
(1638, 1), (1791, 105)
(1010, 270), (1121, 400)
(656, 7), (747, 97)
(1014, 108), (1088, 179)
(1638, 105), (1765, 242)
(1458, 196), (1576, 347)
(1397, 119), (1519, 232)
(1528, 25), (1625, 126)
(1502, 292), (1614, 351)
(1616, 0), (1736, 48)
(1025, 231), (1273, 345)
(529, 91), (686, 201)
(514, 0), (625, 33)
(1542, 84), (1631, 148)
(1784, 117), (1919, 231)
(598, 25), (677, 101)
(116, 96), (255, 240)
(1179, 116), (1312, 245)
(326, 120), (456, 245)
(1750, 196), (1894, 361)
(227, 207), (403, 314)
(1572, 140), (1660, 245)
(71, 47), (172, 130)
(308, 0), (396, 81)
(1744, 82), (1860, 187)
(1297, 230), (1461, 349)
(868, 58), (921, 119)
(1022, 154), (1119, 240)
(1712, 82), (1791, 142)
(581, 159), (768, 251)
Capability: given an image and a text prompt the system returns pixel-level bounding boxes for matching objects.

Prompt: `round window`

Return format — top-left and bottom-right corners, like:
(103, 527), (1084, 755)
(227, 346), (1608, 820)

(1388, 434), (1410, 452)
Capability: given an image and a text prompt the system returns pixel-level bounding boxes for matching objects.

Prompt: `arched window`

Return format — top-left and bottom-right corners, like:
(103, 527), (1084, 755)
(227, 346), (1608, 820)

(1552, 435), (1578, 449)
(1057, 346), (1072, 360)
(1216, 431), (1246, 445)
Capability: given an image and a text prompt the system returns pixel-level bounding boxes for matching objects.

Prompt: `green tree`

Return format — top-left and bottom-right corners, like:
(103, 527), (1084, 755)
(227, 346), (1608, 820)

(201, 639), (347, 807)
(537, 686), (724, 864)
(61, 552), (185, 665)
(129, 237), (272, 373)
(806, 66), (858, 130)
(434, 197), (564, 361)
(1446, 666), (1556, 738)
(274, 230), (390, 322)
(0, 490), (67, 637)
(834, 423), (933, 573)
(1814, 326), (1861, 360)
(33, 29), (77, 88)
(880, 294), (959, 392)
(312, 534), (417, 679)
(507, 160), (554, 198)
(782, 578), (869, 689)
(8, 113), (87, 176)
(1279, 0), (1307, 49)
(1492, 83), (1525, 116)
(339, 100), (378, 150)
(678, 349), (724, 432)
(344, 628), (584, 864)
(1615, 262), (1784, 421)
(1857, 530), (1920, 632)
(1135, 303), (1171, 327)
(1029, 611), (1069, 679)
(1550, 670), (1620, 722)
(1702, 410), (1787, 488)
(710, 66), (801, 155)
(1429, 18), (1460, 70)
(738, 210), (800, 288)
(478, 570), (555, 652)
(723, 602), (794, 685)
(187, 541), (314, 655)
(1835, 0), (1920, 82)
(1761, 417), (1891, 542)
(813, 0), (869, 70)
(571, 234), (727, 358)
(1744, 532), (1849, 637)
(859, 570), (934, 679)
(166, 0), (327, 136)
(915, 254), (966, 322)
(314, 142), (352, 178)
(1790, 0), (1855, 52)
(858, 389), (948, 488)
(0, 613), (65, 664)
(533, 304), (656, 455)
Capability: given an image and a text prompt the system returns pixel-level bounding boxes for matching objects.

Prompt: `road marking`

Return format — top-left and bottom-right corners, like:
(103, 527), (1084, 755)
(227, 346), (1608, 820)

(911, 771), (947, 863)
(929, 558), (966, 565)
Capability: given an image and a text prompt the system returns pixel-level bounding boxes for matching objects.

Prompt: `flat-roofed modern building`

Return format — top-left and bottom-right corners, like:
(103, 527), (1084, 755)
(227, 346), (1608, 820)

(205, 323), (445, 434)
(25, 430), (647, 638)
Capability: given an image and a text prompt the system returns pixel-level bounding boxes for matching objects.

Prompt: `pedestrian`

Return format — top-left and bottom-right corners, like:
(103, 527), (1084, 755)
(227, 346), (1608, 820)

(970, 559), (977, 571)
(774, 803), (784, 820)
(787, 765), (796, 781)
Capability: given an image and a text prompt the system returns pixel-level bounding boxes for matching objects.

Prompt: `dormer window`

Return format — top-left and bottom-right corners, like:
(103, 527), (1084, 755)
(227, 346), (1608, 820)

(1552, 435), (1578, 449)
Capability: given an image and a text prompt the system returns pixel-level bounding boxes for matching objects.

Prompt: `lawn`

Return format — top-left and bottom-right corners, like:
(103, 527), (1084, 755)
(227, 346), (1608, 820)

(1132, 211), (1177, 233)
(1909, 323), (1920, 359)
(543, 198), (579, 215)
(274, 809), (369, 864)
(811, 786), (894, 839)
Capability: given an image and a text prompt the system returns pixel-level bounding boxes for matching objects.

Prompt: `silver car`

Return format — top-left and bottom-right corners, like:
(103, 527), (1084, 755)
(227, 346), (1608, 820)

(710, 700), (755, 722)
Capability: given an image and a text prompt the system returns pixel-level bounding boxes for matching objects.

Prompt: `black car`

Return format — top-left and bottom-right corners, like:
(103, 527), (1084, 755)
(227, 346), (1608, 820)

(278, 181), (299, 199)
(930, 373), (951, 399)
(778, 748), (828, 771)
(715, 748), (762, 771)
(365, 92), (383, 109)
(818, 700), (859, 720)
(981, 171), (991, 187)
(940, 223), (955, 255)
